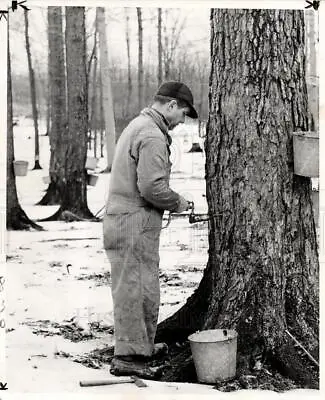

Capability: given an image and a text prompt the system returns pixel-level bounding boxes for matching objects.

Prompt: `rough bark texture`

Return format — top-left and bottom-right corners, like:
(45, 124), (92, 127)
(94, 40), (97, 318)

(7, 20), (42, 231)
(24, 9), (41, 170)
(38, 7), (66, 206)
(137, 8), (144, 111)
(157, 9), (318, 388)
(43, 7), (94, 221)
(97, 7), (116, 172)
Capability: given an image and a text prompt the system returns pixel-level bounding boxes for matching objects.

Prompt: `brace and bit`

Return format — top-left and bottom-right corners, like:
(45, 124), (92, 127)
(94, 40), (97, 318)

(162, 201), (221, 229)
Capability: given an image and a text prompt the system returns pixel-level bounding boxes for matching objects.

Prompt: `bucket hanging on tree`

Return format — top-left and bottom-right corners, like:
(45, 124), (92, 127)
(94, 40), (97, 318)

(293, 131), (319, 177)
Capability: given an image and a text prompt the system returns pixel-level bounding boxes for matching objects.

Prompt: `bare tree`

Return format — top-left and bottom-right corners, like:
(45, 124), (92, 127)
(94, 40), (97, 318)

(162, 10), (187, 80)
(157, 9), (318, 389)
(137, 7), (144, 110)
(157, 8), (163, 86)
(24, 9), (42, 170)
(90, 17), (98, 159)
(7, 16), (42, 231)
(44, 6), (94, 221)
(97, 7), (116, 172)
(305, 9), (318, 131)
(125, 8), (132, 116)
(38, 6), (67, 206)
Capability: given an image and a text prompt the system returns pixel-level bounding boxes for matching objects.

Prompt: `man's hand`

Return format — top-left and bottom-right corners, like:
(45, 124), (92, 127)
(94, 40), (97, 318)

(174, 196), (192, 213)
(187, 201), (194, 211)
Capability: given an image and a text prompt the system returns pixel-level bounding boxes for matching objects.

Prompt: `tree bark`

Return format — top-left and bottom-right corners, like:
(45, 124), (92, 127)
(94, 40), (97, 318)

(97, 7), (116, 173)
(157, 8), (163, 86)
(24, 9), (42, 170)
(38, 6), (67, 206)
(156, 9), (318, 388)
(137, 7), (144, 111)
(7, 16), (43, 231)
(43, 7), (94, 221)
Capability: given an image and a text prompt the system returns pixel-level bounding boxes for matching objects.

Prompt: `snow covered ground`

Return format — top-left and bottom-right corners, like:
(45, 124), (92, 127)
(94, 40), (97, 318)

(4, 118), (319, 398)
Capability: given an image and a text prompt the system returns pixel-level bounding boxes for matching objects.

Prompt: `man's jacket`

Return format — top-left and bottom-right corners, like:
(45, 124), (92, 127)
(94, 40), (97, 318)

(105, 107), (186, 214)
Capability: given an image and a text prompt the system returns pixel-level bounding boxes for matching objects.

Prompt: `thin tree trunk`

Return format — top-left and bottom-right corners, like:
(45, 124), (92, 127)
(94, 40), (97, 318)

(157, 8), (163, 86)
(97, 7), (116, 172)
(305, 9), (318, 131)
(125, 8), (132, 116)
(137, 7), (144, 111)
(46, 79), (51, 137)
(24, 9), (42, 170)
(38, 6), (66, 206)
(90, 28), (98, 159)
(100, 79), (104, 158)
(157, 9), (318, 389)
(7, 16), (42, 231)
(45, 23), (51, 137)
(87, 26), (98, 152)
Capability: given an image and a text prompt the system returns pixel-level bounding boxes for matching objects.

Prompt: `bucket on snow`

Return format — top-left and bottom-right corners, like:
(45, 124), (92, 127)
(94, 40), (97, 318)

(85, 156), (98, 170)
(13, 160), (29, 176)
(188, 329), (238, 384)
(293, 131), (319, 177)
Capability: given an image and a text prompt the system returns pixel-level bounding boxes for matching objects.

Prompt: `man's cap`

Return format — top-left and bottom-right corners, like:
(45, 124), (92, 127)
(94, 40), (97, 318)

(156, 81), (198, 119)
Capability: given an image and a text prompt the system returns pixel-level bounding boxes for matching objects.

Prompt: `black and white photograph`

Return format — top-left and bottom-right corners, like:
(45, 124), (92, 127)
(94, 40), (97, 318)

(0, 0), (322, 396)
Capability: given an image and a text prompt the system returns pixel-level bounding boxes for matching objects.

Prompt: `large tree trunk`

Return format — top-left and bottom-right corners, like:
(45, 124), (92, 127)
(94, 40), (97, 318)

(157, 8), (163, 86)
(38, 6), (67, 206)
(7, 17), (42, 231)
(44, 6), (94, 221)
(24, 9), (42, 170)
(137, 7), (144, 111)
(97, 7), (116, 173)
(156, 9), (318, 388)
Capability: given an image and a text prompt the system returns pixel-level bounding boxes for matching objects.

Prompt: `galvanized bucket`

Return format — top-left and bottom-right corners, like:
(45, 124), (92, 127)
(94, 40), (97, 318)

(293, 131), (319, 177)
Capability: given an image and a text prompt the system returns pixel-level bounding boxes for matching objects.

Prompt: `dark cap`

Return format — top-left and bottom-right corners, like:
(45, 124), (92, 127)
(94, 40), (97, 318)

(156, 81), (198, 119)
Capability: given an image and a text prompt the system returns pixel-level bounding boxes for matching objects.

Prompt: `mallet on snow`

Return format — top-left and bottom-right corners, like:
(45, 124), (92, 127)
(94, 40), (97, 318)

(79, 375), (147, 388)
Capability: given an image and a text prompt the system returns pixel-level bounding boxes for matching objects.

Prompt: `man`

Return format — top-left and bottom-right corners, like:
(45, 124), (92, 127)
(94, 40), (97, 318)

(103, 81), (198, 378)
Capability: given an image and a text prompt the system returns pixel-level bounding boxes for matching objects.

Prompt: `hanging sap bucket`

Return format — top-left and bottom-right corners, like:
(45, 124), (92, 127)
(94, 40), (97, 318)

(311, 189), (319, 228)
(293, 131), (319, 177)
(13, 160), (29, 176)
(87, 173), (98, 187)
(85, 156), (98, 170)
(188, 329), (238, 384)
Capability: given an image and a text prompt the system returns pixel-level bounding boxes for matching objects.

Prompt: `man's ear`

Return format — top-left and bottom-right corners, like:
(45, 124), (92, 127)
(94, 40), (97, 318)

(169, 99), (177, 109)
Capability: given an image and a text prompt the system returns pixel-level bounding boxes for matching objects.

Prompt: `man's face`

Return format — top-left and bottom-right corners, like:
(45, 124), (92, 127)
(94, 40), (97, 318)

(166, 100), (190, 130)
